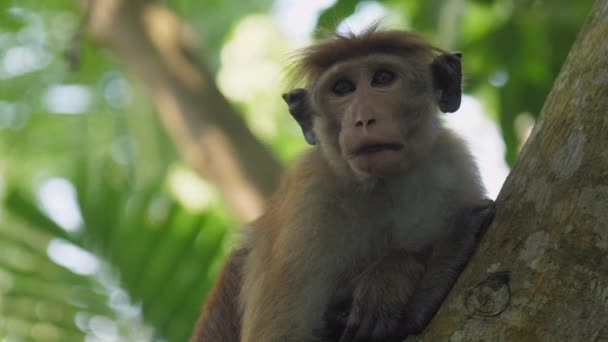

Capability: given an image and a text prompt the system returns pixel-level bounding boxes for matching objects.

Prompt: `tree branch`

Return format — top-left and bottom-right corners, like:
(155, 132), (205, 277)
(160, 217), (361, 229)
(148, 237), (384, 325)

(84, 0), (283, 221)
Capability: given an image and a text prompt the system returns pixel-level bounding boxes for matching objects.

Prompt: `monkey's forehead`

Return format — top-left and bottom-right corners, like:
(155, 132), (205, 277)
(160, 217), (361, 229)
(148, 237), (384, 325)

(292, 29), (439, 82)
(318, 54), (429, 76)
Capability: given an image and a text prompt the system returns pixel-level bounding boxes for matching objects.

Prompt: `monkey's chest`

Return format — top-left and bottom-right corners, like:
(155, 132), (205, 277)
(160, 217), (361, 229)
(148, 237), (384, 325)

(281, 196), (445, 271)
(390, 198), (448, 251)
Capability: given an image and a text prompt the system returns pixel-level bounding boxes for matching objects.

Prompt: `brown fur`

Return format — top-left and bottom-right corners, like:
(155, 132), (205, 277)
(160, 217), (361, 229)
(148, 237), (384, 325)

(191, 248), (246, 342)
(293, 25), (442, 83)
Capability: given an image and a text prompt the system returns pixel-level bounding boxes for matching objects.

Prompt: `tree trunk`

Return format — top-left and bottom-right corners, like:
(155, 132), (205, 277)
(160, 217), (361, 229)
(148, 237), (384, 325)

(84, 0), (283, 222)
(413, 0), (608, 340)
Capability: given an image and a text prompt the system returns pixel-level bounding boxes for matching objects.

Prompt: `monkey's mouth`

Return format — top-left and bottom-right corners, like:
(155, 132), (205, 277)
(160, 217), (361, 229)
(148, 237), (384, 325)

(352, 142), (404, 156)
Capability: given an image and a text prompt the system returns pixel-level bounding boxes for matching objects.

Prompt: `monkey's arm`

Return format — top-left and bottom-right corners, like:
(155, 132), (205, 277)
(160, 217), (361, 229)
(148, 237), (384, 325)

(320, 250), (427, 342)
(325, 200), (495, 342)
(191, 248), (247, 342)
(400, 199), (496, 335)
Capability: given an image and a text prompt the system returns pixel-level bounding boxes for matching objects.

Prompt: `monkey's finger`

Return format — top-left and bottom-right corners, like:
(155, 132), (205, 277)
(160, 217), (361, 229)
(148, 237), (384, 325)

(370, 317), (404, 342)
(469, 199), (496, 237)
(323, 289), (352, 335)
(321, 310), (349, 340)
(338, 308), (362, 342)
(471, 199), (496, 217)
(351, 315), (377, 342)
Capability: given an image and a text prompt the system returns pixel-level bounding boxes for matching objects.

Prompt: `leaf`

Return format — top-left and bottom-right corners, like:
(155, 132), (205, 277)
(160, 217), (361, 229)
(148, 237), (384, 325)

(4, 189), (76, 244)
(316, 0), (360, 35)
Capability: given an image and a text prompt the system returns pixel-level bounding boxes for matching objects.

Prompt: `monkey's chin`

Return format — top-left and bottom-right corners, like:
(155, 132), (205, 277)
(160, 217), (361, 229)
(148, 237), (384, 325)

(348, 151), (403, 178)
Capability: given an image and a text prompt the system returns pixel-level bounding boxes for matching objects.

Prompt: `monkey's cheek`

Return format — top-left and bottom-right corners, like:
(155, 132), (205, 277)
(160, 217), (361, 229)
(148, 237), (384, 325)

(349, 151), (403, 177)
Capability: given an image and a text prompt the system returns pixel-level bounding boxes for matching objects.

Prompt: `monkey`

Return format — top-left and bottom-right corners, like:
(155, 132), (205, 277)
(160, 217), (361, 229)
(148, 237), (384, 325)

(193, 248), (246, 341)
(192, 26), (496, 342)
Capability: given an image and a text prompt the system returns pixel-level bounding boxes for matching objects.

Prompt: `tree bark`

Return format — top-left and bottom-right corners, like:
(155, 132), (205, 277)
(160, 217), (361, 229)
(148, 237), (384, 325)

(413, 0), (608, 340)
(84, 0), (283, 221)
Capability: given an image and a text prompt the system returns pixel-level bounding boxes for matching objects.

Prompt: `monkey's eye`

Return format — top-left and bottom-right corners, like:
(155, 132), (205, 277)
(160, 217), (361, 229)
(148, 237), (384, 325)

(372, 70), (396, 86)
(332, 79), (355, 96)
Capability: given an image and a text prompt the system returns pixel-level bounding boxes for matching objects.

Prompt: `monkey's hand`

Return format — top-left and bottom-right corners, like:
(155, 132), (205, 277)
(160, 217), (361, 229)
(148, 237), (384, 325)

(400, 199), (496, 335)
(326, 252), (426, 342)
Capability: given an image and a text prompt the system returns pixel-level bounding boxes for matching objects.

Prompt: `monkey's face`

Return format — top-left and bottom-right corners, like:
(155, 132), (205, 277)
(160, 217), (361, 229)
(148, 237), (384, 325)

(313, 54), (436, 179)
(284, 46), (462, 181)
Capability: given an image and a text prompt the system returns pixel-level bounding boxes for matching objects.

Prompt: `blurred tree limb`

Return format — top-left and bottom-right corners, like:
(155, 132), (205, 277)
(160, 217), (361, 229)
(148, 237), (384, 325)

(82, 0), (283, 222)
(412, 0), (608, 339)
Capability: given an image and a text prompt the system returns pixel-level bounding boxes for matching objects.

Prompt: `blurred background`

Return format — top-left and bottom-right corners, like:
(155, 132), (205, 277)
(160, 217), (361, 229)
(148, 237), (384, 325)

(0, 0), (593, 341)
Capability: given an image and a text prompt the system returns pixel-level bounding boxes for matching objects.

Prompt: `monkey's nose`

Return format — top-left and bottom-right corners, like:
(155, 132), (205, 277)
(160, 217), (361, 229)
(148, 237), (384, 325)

(355, 118), (377, 129)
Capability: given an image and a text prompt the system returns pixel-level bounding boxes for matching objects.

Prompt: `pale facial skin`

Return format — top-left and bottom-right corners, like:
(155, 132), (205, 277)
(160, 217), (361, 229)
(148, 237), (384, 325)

(311, 54), (437, 179)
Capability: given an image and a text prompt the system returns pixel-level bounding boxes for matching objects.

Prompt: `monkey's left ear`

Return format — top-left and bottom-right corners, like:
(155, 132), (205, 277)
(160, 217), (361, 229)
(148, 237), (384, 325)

(431, 52), (462, 113)
(282, 88), (317, 145)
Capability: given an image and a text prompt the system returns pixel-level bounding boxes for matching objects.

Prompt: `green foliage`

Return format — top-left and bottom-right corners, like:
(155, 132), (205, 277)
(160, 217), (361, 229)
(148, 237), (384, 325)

(4, 163), (234, 340)
(0, 1), (237, 340)
(452, 0), (592, 163)
(169, 0), (274, 72)
(318, 0), (362, 32)
(0, 0), (593, 340)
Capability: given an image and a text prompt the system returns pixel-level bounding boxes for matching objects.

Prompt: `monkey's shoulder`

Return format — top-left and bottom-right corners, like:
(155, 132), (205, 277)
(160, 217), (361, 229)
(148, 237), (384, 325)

(389, 129), (485, 249)
(429, 128), (484, 199)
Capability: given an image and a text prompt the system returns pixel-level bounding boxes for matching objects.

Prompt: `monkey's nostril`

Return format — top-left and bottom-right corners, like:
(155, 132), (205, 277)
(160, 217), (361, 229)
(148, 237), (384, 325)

(355, 119), (376, 128)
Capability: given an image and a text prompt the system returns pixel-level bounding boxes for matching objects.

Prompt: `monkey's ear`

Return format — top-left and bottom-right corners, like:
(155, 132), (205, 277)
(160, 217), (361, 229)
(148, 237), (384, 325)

(431, 52), (462, 113)
(282, 88), (317, 145)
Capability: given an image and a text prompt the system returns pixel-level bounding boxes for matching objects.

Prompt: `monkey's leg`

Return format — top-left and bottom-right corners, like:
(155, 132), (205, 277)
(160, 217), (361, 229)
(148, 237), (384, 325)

(400, 199), (496, 336)
(191, 248), (247, 342)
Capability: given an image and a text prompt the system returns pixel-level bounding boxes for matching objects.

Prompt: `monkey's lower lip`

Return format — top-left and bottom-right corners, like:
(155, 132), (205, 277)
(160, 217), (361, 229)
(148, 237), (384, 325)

(353, 143), (404, 156)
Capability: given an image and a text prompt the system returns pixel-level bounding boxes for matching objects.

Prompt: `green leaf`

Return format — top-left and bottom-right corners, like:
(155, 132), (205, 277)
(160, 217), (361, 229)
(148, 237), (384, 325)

(4, 190), (76, 244)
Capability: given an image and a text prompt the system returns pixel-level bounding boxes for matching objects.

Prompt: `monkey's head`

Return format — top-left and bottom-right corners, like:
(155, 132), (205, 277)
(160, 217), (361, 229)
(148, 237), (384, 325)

(283, 27), (462, 180)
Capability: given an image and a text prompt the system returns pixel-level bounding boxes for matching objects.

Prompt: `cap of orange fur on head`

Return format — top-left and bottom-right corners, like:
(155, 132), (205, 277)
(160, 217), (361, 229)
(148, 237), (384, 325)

(291, 24), (445, 85)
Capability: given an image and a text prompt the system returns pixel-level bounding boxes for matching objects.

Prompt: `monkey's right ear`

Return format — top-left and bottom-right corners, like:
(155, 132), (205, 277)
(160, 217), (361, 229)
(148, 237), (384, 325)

(282, 88), (317, 145)
(431, 52), (462, 113)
